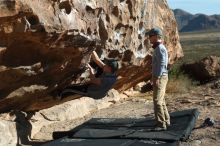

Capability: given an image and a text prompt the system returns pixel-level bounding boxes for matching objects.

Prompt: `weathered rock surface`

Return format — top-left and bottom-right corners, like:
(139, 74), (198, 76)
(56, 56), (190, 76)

(0, 111), (33, 146)
(0, 0), (182, 112)
(181, 56), (220, 82)
(0, 119), (18, 146)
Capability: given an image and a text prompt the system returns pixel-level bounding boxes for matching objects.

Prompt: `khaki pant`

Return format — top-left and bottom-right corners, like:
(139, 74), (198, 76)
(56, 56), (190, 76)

(153, 75), (170, 128)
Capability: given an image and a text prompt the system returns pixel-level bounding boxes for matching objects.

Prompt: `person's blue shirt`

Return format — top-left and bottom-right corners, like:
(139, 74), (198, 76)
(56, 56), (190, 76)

(152, 43), (168, 78)
(87, 73), (117, 99)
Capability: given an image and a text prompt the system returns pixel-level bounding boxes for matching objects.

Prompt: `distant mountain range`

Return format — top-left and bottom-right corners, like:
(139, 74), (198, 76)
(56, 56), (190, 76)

(173, 9), (220, 32)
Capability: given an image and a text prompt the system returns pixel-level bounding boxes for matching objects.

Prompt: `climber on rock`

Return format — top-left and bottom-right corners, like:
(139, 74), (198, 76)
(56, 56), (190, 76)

(59, 51), (118, 99)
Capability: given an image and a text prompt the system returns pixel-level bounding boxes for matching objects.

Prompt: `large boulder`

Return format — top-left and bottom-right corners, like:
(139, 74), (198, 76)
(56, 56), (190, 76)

(181, 56), (220, 82)
(0, 0), (182, 112)
(30, 89), (127, 140)
(0, 89), (127, 145)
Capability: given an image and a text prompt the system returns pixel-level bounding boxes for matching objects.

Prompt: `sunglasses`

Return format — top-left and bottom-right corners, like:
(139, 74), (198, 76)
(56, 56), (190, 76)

(149, 35), (155, 38)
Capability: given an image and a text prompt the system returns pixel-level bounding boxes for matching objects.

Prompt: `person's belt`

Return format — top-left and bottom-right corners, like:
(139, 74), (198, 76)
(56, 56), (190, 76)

(162, 72), (168, 75)
(159, 73), (168, 78)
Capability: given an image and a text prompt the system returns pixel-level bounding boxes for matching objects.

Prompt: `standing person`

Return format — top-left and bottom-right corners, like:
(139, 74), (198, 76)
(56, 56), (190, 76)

(146, 28), (170, 131)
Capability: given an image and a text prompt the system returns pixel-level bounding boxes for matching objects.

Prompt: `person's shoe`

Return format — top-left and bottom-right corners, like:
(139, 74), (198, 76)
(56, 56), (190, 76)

(50, 90), (63, 100)
(56, 92), (63, 100)
(152, 126), (167, 131)
(166, 122), (171, 127)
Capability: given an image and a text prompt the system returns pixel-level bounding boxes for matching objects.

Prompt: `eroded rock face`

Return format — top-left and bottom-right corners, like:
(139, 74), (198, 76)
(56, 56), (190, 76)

(0, 0), (182, 112)
(0, 120), (18, 146)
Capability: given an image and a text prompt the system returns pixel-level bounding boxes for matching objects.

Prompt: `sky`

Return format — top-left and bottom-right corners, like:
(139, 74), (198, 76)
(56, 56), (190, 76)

(167, 0), (220, 15)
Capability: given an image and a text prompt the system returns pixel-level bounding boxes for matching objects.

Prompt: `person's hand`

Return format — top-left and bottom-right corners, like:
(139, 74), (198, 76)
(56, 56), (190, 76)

(140, 61), (145, 67)
(150, 77), (153, 85)
(87, 64), (92, 70)
(102, 64), (107, 69)
(153, 77), (159, 87)
(87, 64), (95, 76)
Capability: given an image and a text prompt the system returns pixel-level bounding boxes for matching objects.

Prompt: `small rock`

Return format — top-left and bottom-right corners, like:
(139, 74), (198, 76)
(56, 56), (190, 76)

(192, 140), (202, 145)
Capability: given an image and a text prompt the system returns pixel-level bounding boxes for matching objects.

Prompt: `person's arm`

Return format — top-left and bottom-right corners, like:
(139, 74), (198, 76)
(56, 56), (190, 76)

(152, 47), (161, 87)
(154, 47), (167, 77)
(87, 64), (95, 76)
(91, 51), (105, 69)
(157, 46), (168, 77)
(87, 64), (102, 85)
(153, 46), (167, 86)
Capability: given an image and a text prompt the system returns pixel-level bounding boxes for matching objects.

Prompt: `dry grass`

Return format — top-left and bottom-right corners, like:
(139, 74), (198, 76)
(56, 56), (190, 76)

(166, 74), (193, 93)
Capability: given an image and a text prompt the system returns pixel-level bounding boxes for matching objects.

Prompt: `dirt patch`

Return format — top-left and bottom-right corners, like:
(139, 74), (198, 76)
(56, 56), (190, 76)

(167, 85), (220, 146)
